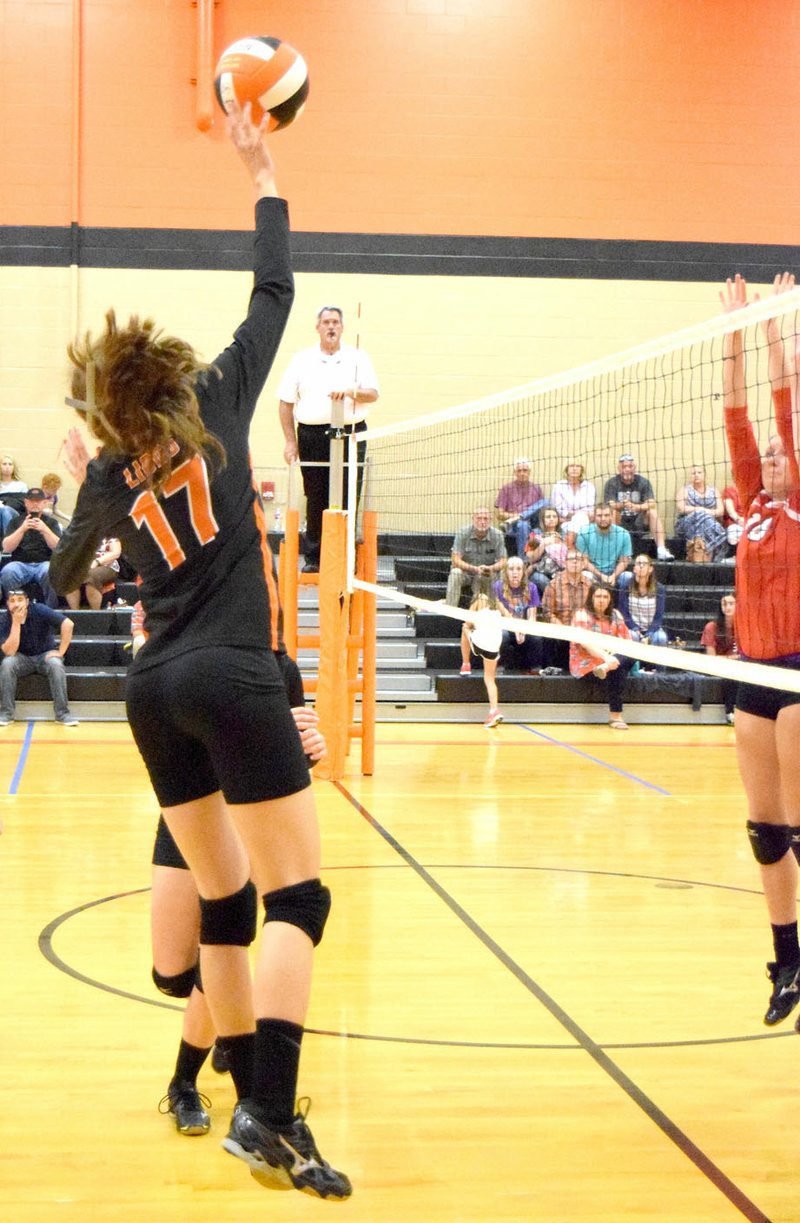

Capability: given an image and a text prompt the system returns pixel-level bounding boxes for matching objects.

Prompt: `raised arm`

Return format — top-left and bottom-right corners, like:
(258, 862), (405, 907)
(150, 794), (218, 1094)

(209, 100), (294, 418)
(720, 275), (763, 504)
(760, 272), (796, 393)
(720, 275), (747, 410)
(759, 273), (800, 484)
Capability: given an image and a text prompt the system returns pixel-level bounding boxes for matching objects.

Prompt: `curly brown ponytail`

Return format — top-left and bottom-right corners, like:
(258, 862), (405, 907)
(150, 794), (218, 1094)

(67, 310), (226, 494)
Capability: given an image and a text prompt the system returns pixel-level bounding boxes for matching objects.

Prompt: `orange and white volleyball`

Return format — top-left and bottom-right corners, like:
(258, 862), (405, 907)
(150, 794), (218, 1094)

(214, 37), (309, 131)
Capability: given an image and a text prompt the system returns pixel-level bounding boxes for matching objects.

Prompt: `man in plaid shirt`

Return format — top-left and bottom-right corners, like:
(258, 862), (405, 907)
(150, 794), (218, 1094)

(540, 550), (591, 672)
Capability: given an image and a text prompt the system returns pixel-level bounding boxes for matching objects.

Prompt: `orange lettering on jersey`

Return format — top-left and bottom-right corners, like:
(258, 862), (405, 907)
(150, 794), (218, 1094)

(121, 439), (181, 491)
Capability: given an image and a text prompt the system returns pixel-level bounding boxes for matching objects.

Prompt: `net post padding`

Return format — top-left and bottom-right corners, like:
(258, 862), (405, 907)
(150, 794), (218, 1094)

(343, 512), (377, 774)
(313, 510), (351, 781)
(359, 511), (377, 775)
(279, 508), (300, 660)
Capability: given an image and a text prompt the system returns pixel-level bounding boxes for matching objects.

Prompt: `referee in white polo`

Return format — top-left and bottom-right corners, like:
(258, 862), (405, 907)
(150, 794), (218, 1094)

(277, 305), (379, 572)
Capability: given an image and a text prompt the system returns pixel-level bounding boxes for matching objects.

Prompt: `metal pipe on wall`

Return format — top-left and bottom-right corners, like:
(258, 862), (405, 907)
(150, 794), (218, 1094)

(195, 0), (215, 132)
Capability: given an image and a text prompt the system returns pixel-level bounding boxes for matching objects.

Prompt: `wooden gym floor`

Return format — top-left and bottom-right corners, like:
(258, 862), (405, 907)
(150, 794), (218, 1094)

(1, 719), (796, 1222)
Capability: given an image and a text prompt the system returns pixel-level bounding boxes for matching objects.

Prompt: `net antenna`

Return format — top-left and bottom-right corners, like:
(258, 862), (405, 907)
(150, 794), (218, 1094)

(350, 287), (800, 694)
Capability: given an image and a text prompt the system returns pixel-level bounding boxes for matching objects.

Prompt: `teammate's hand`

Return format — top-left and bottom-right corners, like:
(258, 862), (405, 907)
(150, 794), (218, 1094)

(291, 705), (326, 762)
(62, 427), (91, 485)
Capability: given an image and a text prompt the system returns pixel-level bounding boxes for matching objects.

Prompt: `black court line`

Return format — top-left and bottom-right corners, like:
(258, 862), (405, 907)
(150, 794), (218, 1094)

(334, 780), (771, 1223)
(39, 864), (780, 1054)
(325, 859), (765, 899)
(38, 889), (183, 1012)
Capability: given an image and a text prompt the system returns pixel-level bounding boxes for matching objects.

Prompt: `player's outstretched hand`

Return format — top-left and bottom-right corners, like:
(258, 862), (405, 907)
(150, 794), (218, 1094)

(770, 271), (796, 298)
(757, 272), (797, 342)
(226, 99), (277, 198)
(720, 273), (749, 314)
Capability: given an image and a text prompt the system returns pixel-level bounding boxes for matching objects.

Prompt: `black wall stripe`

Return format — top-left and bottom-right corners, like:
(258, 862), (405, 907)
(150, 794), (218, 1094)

(2, 225), (800, 281)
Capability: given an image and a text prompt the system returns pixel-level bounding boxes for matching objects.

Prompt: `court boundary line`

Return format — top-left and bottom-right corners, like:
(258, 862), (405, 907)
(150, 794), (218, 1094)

(8, 720), (34, 794)
(518, 724), (672, 793)
(334, 779), (769, 1223)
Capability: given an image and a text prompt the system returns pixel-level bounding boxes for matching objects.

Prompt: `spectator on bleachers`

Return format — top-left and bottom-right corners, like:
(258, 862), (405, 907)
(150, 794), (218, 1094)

(459, 593), (504, 728)
(65, 537), (122, 610)
(525, 506), (567, 594)
(0, 588), (78, 725)
(551, 459), (596, 543)
(701, 592), (738, 723)
(603, 453), (673, 560)
(618, 554), (669, 646)
(0, 488), (71, 607)
(0, 455), (27, 496)
(40, 472), (66, 521)
(494, 458), (547, 558)
(492, 556), (541, 672)
(446, 507), (506, 606)
(540, 549), (592, 673)
(575, 502), (632, 587)
(674, 465), (726, 561)
(0, 454), (27, 534)
(722, 480), (745, 557)
(570, 583), (634, 730)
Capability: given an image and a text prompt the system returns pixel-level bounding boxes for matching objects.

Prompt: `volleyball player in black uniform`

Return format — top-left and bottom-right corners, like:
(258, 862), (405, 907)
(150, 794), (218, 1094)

(50, 102), (351, 1200)
(149, 643), (326, 1134)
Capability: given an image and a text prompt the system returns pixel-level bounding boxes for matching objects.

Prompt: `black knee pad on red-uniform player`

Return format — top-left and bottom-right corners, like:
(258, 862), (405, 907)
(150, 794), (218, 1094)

(151, 962), (199, 998)
(747, 820), (792, 865)
(263, 878), (331, 946)
(199, 879), (258, 945)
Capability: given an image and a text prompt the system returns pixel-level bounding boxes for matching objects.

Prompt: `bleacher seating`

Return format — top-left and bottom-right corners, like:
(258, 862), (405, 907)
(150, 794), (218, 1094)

(11, 534), (735, 718)
(378, 531), (734, 715)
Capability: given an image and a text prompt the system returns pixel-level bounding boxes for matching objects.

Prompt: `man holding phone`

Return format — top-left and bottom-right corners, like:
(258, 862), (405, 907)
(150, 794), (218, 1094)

(0, 487), (71, 606)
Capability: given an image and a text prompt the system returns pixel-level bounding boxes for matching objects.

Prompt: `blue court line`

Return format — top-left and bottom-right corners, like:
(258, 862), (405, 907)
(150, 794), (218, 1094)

(8, 720), (35, 795)
(519, 724), (671, 795)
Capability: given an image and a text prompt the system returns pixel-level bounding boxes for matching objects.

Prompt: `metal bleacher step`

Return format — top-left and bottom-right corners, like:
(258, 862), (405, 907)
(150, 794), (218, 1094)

(299, 668), (434, 695)
(298, 610), (412, 634)
(298, 641), (425, 668)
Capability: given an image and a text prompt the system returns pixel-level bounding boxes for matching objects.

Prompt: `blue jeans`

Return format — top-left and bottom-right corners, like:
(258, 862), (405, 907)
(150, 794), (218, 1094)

(0, 560), (57, 606)
(513, 500), (549, 558)
(0, 652), (71, 720)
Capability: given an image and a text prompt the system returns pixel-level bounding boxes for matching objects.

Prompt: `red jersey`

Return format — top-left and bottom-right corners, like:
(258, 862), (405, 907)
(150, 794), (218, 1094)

(725, 387), (800, 660)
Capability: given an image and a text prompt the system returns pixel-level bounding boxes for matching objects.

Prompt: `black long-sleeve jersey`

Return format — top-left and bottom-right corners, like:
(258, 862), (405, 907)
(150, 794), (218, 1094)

(50, 197), (293, 671)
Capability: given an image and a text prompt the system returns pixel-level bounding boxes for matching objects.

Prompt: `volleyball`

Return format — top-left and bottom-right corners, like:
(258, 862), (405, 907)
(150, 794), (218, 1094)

(214, 37), (309, 131)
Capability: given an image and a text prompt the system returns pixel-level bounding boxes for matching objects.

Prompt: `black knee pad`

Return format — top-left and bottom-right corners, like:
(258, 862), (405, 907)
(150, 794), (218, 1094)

(747, 820), (792, 865)
(151, 963), (199, 998)
(200, 879), (258, 946)
(263, 878), (331, 947)
(791, 828), (800, 866)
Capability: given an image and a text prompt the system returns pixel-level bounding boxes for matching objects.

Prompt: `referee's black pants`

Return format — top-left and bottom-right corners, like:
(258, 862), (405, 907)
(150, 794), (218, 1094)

(297, 421), (367, 563)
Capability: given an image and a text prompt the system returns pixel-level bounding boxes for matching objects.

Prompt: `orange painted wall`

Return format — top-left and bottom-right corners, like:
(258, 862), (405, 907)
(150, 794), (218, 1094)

(4, 0), (800, 242)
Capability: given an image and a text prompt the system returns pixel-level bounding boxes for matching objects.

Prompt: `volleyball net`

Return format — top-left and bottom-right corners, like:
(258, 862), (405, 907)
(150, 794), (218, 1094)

(347, 289), (800, 695)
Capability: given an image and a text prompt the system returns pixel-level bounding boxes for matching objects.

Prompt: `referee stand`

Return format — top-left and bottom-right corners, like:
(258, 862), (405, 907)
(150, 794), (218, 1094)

(278, 507), (376, 779)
